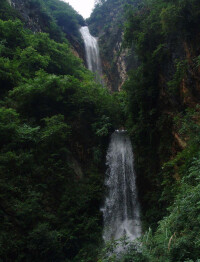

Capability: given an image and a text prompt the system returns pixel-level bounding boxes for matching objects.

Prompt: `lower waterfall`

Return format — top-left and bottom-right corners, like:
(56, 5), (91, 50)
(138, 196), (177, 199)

(102, 130), (141, 242)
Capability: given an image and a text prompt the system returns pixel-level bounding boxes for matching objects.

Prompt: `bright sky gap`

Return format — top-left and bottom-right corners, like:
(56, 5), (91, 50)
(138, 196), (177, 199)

(63, 0), (95, 19)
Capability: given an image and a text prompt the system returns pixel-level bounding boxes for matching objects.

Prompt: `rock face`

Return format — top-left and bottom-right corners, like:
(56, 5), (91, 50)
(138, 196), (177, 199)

(10, 0), (43, 32)
(89, 0), (200, 104)
(88, 1), (137, 91)
(88, 0), (141, 91)
(88, 0), (200, 228)
(89, 0), (200, 121)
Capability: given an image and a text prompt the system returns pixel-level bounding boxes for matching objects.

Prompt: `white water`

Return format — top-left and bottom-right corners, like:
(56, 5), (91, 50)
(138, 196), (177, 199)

(79, 26), (103, 83)
(102, 131), (141, 242)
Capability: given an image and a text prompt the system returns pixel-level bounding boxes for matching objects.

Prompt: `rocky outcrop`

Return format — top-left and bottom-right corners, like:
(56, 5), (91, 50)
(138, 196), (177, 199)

(88, 1), (129, 91)
(99, 31), (130, 91)
(10, 0), (44, 32)
(88, 0), (140, 91)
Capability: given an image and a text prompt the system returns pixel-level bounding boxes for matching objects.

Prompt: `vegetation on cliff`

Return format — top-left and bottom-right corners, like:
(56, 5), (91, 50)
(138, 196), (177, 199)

(0, 8), (121, 262)
(1, 0), (200, 261)
(1, 0), (85, 44)
(97, 0), (200, 261)
(88, 0), (200, 261)
(88, 0), (137, 91)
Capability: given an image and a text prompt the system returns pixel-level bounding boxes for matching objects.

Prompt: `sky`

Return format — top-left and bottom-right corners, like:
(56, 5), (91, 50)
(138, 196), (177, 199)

(63, 0), (95, 19)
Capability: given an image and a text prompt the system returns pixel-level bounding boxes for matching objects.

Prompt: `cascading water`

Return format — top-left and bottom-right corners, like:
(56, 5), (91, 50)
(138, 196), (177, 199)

(80, 25), (140, 246)
(102, 130), (141, 242)
(79, 26), (103, 83)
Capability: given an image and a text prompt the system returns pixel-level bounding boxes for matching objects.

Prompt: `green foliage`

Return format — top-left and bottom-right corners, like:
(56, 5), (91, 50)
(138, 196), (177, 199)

(35, 0), (85, 41)
(92, 115), (112, 137)
(112, 0), (200, 261)
(139, 148), (200, 262)
(2, 0), (200, 261)
(167, 60), (188, 96)
(122, 0), (200, 229)
(160, 4), (181, 34)
(0, 17), (121, 261)
(105, 106), (200, 262)
(0, 0), (85, 43)
(100, 145), (200, 262)
(0, 0), (21, 21)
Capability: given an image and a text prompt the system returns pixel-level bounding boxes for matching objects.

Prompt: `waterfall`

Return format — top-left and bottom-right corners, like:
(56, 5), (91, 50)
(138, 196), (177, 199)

(102, 131), (141, 242)
(79, 26), (103, 84)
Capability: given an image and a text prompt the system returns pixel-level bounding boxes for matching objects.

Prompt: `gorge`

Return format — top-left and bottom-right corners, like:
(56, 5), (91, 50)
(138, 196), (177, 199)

(1, 0), (200, 262)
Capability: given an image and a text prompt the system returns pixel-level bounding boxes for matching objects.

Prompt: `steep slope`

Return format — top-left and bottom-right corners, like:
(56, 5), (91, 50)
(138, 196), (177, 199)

(0, 2), (122, 261)
(94, 0), (200, 261)
(89, 0), (200, 223)
(88, 0), (139, 91)
(3, 0), (86, 58)
(1, 0), (200, 261)
(123, 0), (200, 227)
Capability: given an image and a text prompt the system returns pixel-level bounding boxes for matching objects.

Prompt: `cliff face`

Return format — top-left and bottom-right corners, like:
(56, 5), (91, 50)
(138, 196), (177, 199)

(8, 0), (86, 60)
(89, 0), (200, 154)
(89, 0), (200, 106)
(89, 0), (200, 228)
(88, 0), (139, 91)
(0, 4), (121, 260)
(10, 0), (52, 32)
(127, 1), (200, 227)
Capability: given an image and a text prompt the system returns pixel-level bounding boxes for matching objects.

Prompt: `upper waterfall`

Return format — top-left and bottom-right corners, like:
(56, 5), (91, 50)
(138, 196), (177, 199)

(80, 26), (103, 84)
(102, 131), (141, 242)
